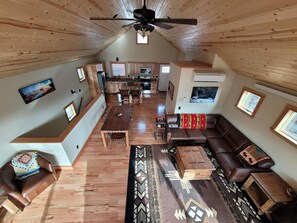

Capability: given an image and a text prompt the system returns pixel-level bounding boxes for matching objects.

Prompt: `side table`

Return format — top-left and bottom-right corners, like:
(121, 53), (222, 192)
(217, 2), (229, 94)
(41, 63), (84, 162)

(0, 193), (20, 222)
(154, 117), (165, 140)
(242, 172), (294, 214)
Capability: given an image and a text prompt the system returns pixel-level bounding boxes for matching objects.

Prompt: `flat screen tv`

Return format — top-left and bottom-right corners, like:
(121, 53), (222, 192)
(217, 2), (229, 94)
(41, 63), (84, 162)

(190, 87), (218, 103)
(18, 78), (56, 104)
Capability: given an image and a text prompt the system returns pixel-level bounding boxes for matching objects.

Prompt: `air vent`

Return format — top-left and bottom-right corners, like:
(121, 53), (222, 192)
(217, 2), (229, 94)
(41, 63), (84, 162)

(193, 70), (226, 82)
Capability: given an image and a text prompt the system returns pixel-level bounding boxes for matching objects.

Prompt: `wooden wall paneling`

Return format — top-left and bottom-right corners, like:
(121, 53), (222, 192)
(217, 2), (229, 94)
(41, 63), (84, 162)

(1, 0), (297, 92)
(84, 64), (101, 99)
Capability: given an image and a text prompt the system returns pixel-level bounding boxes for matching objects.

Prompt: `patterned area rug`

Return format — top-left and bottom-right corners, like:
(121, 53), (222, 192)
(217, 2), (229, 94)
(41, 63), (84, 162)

(125, 145), (262, 223)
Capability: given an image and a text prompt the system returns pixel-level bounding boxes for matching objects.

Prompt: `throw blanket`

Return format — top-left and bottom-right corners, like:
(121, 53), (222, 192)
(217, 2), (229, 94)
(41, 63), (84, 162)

(179, 113), (206, 129)
(11, 152), (40, 180)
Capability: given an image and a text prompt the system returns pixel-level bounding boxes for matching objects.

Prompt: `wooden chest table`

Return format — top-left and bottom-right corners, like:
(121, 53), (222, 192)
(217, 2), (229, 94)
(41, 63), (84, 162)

(176, 146), (215, 180)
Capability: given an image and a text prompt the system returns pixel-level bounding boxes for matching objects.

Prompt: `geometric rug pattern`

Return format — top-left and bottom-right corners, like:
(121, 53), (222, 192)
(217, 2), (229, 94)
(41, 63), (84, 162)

(125, 145), (160, 223)
(169, 146), (262, 223)
(125, 145), (263, 223)
(203, 147), (262, 223)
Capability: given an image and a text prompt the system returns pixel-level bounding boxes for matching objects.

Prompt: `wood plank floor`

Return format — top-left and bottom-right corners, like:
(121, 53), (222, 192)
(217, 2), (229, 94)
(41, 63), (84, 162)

(12, 92), (166, 223)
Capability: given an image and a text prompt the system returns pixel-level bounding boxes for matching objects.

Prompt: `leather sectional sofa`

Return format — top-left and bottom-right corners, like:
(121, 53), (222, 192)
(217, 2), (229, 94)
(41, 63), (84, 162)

(165, 114), (275, 182)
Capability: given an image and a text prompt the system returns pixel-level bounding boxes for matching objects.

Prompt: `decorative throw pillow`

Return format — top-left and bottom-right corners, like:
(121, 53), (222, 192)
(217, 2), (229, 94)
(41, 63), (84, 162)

(238, 145), (270, 166)
(11, 152), (40, 180)
(199, 114), (207, 130)
(179, 114), (206, 129)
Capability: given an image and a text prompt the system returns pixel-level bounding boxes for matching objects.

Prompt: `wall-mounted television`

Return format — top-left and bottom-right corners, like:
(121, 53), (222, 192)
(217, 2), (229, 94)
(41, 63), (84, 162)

(18, 78), (56, 104)
(140, 67), (151, 74)
(190, 87), (218, 103)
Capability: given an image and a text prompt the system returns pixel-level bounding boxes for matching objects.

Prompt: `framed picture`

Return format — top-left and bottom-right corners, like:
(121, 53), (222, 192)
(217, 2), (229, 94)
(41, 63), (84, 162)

(236, 87), (265, 117)
(18, 78), (56, 104)
(190, 87), (218, 103)
(168, 81), (174, 100)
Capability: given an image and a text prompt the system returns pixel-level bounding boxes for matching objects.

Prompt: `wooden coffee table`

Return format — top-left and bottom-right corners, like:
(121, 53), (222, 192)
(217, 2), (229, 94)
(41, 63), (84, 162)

(101, 105), (133, 147)
(176, 146), (215, 180)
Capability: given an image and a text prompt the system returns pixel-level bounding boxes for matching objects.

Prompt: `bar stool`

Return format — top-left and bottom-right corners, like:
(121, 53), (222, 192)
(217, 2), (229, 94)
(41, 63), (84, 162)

(120, 89), (130, 104)
(130, 89), (141, 104)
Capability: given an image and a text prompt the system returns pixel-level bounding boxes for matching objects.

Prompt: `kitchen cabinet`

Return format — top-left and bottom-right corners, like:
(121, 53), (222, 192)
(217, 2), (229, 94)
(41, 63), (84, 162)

(151, 81), (158, 93)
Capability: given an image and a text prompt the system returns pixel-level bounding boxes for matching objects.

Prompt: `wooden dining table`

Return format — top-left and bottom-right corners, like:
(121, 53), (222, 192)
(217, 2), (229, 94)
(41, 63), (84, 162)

(100, 105), (133, 147)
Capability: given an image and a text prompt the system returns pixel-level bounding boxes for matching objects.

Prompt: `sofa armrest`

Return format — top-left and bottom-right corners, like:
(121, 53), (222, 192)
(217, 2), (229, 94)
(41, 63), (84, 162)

(0, 170), (30, 206)
(37, 155), (58, 180)
(228, 167), (272, 182)
(165, 124), (172, 144)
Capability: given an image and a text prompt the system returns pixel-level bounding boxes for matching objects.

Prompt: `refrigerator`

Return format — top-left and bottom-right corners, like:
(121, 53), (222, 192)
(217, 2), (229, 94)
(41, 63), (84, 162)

(97, 71), (106, 96)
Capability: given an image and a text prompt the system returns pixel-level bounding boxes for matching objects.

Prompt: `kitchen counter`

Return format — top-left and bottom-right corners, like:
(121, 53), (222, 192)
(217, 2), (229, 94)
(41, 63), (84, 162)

(107, 78), (158, 82)
(106, 78), (158, 94)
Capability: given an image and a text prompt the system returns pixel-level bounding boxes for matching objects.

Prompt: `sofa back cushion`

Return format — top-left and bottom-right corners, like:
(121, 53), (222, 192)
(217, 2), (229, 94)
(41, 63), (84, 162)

(215, 116), (233, 136)
(224, 128), (251, 153)
(206, 114), (220, 129)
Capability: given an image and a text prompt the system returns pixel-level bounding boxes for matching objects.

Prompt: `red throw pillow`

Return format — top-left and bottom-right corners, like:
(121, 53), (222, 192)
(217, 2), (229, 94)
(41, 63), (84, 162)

(179, 114), (207, 129)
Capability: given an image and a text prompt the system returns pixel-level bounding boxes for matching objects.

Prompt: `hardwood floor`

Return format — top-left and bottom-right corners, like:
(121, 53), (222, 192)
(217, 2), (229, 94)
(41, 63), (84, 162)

(12, 92), (166, 223)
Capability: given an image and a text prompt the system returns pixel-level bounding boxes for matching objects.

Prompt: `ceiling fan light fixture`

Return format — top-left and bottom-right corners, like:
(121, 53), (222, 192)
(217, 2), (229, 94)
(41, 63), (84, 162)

(134, 23), (154, 37)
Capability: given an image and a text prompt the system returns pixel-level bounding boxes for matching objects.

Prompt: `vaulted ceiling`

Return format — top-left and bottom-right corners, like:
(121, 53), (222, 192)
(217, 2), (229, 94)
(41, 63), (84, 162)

(1, 0), (297, 91)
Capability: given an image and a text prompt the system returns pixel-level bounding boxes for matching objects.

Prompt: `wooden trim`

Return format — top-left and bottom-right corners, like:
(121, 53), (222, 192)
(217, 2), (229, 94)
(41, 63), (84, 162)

(54, 166), (73, 171)
(271, 104), (297, 148)
(235, 87), (265, 118)
(127, 61), (158, 64)
(11, 95), (101, 143)
(76, 66), (86, 82)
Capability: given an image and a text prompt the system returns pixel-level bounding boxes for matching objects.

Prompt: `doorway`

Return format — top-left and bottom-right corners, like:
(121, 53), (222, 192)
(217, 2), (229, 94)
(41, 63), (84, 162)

(158, 64), (170, 91)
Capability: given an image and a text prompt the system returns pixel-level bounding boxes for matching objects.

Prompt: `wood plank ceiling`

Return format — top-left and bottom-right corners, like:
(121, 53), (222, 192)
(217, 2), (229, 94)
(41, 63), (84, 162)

(1, 0), (297, 91)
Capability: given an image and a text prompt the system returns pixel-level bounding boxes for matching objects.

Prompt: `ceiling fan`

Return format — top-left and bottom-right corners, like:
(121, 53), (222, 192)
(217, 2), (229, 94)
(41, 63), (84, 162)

(90, 0), (197, 37)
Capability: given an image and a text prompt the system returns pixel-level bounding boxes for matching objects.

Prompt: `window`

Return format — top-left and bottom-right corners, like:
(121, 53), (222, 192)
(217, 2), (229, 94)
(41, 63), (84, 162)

(161, 65), (170, 73)
(110, 62), (126, 77)
(76, 67), (86, 82)
(64, 102), (77, 122)
(272, 104), (297, 147)
(136, 33), (149, 44)
(236, 87), (265, 117)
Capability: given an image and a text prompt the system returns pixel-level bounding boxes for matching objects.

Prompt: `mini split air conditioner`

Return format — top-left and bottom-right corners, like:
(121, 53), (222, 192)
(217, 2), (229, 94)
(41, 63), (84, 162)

(193, 70), (226, 82)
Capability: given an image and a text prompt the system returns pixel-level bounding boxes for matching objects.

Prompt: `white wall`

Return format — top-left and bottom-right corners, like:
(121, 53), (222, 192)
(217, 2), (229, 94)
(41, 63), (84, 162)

(165, 63), (181, 114)
(165, 56), (236, 114)
(0, 57), (96, 166)
(97, 29), (184, 75)
(222, 75), (297, 190)
(185, 50), (215, 65)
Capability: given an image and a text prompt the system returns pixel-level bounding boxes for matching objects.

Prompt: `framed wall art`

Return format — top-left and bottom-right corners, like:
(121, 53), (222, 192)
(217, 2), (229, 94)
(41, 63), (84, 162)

(18, 78), (56, 104)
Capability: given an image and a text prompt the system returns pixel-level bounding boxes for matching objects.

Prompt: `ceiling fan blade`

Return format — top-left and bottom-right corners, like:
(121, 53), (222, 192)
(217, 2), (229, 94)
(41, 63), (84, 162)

(122, 21), (139, 28)
(154, 18), (197, 25)
(153, 22), (174, 30)
(90, 17), (136, 21)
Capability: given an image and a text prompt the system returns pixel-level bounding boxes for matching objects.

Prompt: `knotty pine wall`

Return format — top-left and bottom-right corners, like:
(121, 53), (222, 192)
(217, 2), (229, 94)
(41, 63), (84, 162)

(1, 0), (297, 93)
